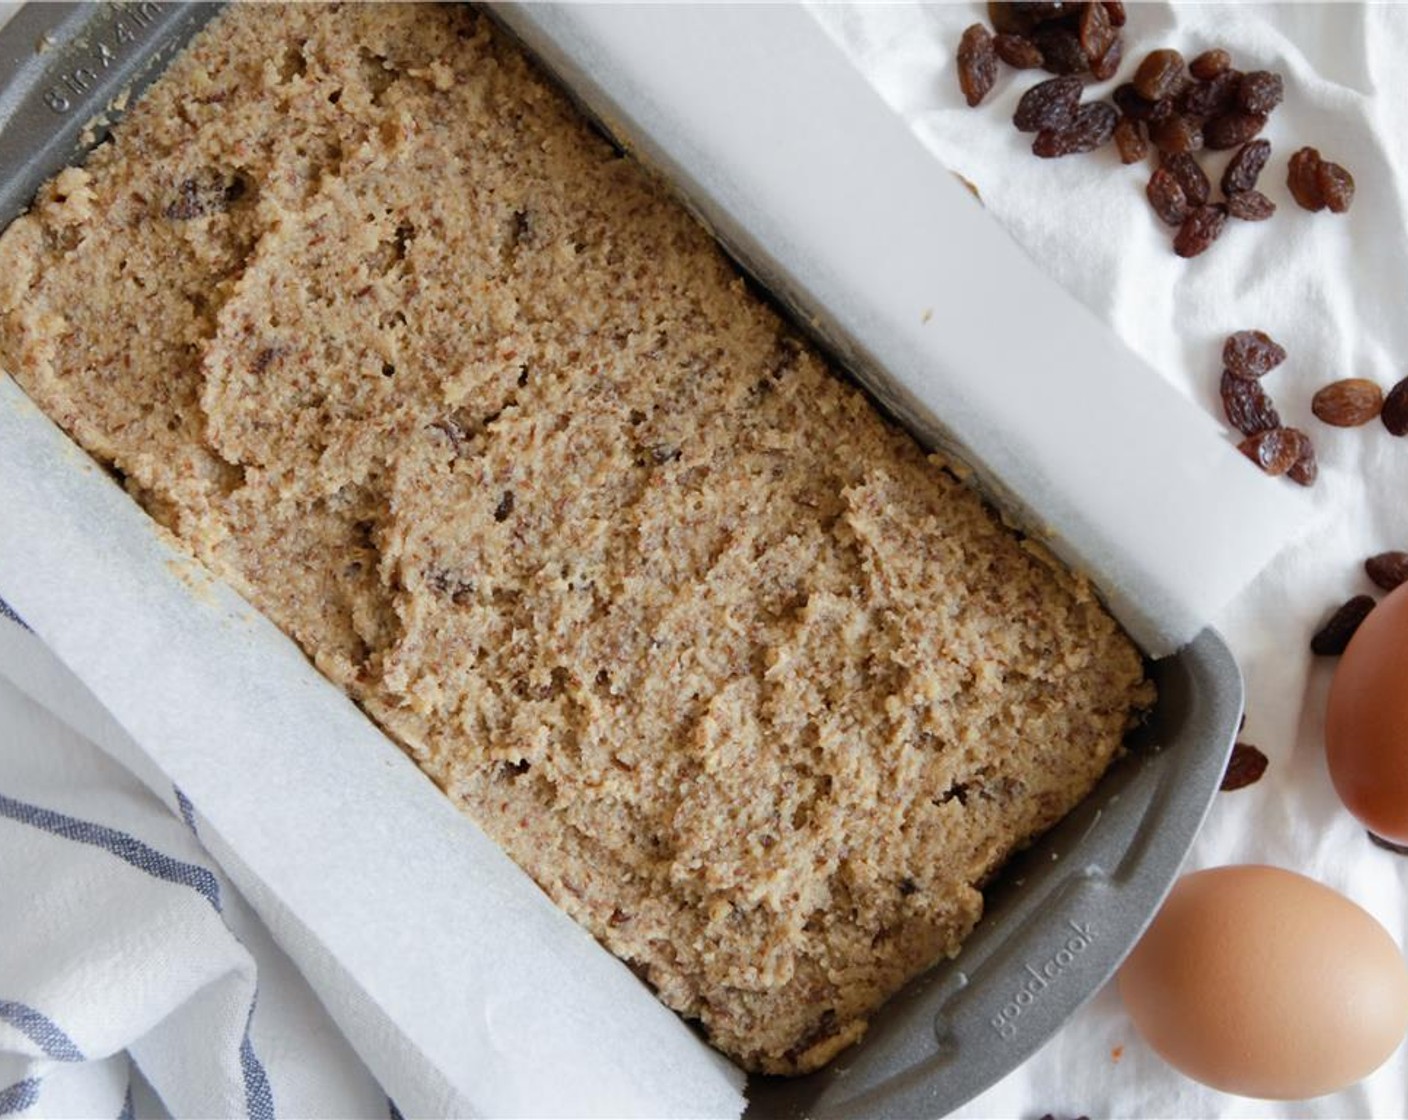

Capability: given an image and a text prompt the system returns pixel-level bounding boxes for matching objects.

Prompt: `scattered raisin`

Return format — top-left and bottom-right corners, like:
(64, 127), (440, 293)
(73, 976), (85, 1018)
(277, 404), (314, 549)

(1011, 2), (1070, 22)
(1312, 379), (1384, 427)
(1288, 147), (1326, 211)
(1173, 203), (1227, 257)
(1310, 595), (1376, 655)
(1237, 70), (1285, 114)
(995, 32), (1045, 69)
(1149, 113), (1204, 154)
(164, 173), (245, 221)
(1221, 743), (1269, 791)
(1102, 0), (1127, 27)
(1287, 458), (1317, 487)
(1226, 190), (1276, 221)
(1221, 370), (1281, 435)
(1285, 428), (1317, 487)
(1089, 36), (1122, 82)
(1236, 426), (1299, 475)
(1318, 160), (1355, 213)
(1368, 832), (1408, 856)
(1162, 151), (1211, 206)
(1013, 75), (1083, 132)
(1203, 110), (1267, 150)
(1189, 48), (1231, 81)
(1078, 1), (1117, 63)
(1223, 330), (1286, 380)
(1147, 167), (1191, 226)
(165, 182), (205, 222)
(1033, 24), (1089, 75)
(1114, 82), (1172, 123)
(988, 2), (1037, 35)
(1366, 551), (1408, 593)
(1032, 102), (1118, 157)
(1179, 69), (1241, 119)
(1221, 139), (1272, 195)
(494, 490), (515, 522)
(958, 24), (999, 107)
(1114, 116), (1149, 164)
(252, 346), (281, 376)
(1381, 377), (1408, 436)
(1133, 48), (1186, 102)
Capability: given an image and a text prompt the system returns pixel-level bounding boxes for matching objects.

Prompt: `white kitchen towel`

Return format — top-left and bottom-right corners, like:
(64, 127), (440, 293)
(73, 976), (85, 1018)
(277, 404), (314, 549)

(0, 606), (388, 1120)
(804, 3), (1408, 1118)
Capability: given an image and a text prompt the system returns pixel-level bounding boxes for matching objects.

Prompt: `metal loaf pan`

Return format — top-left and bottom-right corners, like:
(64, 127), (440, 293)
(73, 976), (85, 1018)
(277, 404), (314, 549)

(0, 4), (1243, 1117)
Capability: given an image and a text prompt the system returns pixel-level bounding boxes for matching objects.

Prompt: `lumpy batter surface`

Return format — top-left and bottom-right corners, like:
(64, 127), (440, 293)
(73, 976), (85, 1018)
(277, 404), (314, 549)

(0, 3), (1152, 1073)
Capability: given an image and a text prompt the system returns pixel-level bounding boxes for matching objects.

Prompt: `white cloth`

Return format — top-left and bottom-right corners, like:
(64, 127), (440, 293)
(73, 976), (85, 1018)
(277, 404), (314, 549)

(804, 2), (1408, 1117)
(0, 614), (389, 1119)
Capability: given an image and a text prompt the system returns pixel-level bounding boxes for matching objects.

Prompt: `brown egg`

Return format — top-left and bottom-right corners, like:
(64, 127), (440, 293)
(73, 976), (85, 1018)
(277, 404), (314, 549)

(1118, 866), (1408, 1099)
(1327, 583), (1408, 843)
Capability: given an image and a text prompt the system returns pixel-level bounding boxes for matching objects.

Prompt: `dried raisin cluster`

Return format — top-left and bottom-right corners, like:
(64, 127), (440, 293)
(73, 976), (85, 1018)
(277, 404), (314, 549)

(956, 7), (1357, 258)
(959, 2), (1128, 111)
(1013, 76), (1118, 157)
(959, 2), (1128, 155)
(1221, 336), (1408, 497)
(1218, 329), (1317, 486)
(1288, 147), (1355, 213)
(1115, 47), (1291, 257)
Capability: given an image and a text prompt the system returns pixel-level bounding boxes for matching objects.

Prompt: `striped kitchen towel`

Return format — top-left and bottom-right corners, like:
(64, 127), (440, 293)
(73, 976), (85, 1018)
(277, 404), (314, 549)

(0, 607), (392, 1119)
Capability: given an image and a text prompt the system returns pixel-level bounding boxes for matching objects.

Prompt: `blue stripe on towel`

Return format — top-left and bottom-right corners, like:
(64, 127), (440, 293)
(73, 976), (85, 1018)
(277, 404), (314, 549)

(174, 785), (198, 835)
(0, 792), (222, 912)
(0, 798), (274, 1119)
(0, 999), (84, 1061)
(0, 597), (27, 632)
(241, 998), (275, 1120)
(0, 1078), (41, 1116)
